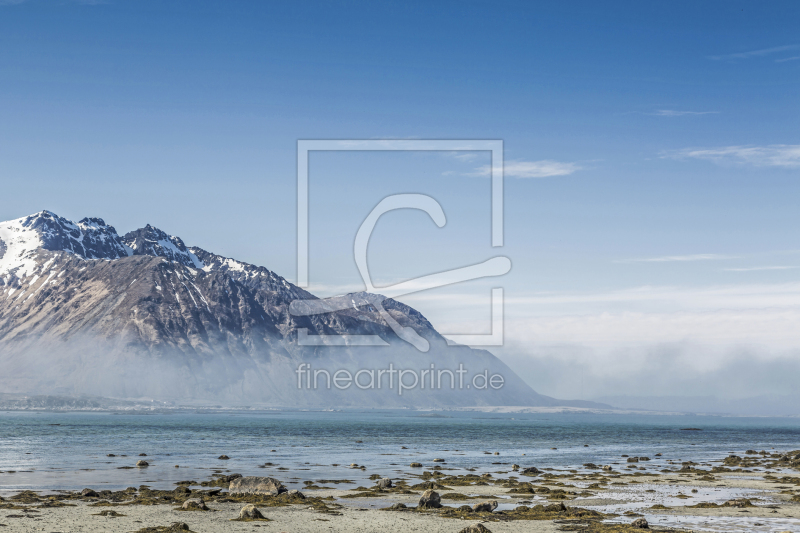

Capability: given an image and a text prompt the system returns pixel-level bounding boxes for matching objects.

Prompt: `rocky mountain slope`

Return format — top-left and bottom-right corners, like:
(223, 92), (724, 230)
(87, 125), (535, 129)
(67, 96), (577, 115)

(0, 210), (585, 408)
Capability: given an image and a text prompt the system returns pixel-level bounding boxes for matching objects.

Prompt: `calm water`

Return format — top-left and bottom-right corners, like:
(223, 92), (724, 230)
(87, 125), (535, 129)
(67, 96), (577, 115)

(1, 410), (799, 495)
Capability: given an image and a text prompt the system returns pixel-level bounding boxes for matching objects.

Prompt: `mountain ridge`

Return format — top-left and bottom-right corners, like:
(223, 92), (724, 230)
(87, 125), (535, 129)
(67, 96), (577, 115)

(0, 210), (598, 409)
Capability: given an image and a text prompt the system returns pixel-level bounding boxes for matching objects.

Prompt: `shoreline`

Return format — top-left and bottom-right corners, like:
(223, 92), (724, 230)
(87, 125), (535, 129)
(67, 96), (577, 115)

(2, 406), (800, 420)
(2, 449), (799, 532)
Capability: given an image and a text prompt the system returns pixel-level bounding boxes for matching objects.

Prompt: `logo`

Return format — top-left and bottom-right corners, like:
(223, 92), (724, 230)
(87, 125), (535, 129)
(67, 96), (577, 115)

(291, 140), (509, 351)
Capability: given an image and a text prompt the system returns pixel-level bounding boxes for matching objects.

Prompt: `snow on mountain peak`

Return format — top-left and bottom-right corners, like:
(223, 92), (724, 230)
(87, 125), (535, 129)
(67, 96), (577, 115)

(0, 211), (132, 279)
(122, 224), (204, 268)
(0, 211), (295, 297)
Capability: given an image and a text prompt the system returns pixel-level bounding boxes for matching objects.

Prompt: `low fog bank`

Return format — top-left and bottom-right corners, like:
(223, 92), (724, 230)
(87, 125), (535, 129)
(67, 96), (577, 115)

(0, 333), (552, 409)
(500, 343), (800, 416)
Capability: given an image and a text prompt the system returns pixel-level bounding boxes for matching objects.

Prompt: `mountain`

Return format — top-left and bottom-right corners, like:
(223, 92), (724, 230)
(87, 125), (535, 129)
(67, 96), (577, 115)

(0, 210), (585, 408)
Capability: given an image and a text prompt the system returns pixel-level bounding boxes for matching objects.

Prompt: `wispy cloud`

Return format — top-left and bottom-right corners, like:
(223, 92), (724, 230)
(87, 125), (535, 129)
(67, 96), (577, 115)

(666, 144), (800, 168)
(466, 159), (581, 179)
(620, 254), (735, 263)
(650, 110), (719, 117)
(776, 56), (800, 63)
(724, 266), (798, 272)
(708, 44), (800, 61)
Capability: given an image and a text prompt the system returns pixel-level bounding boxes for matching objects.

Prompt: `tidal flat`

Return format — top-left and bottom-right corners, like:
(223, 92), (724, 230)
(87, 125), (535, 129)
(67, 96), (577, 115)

(1, 410), (799, 532)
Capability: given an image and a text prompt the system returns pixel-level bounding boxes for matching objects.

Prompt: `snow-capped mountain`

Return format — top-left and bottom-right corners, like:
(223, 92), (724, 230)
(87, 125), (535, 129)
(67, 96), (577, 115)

(0, 210), (581, 408)
(0, 211), (131, 280)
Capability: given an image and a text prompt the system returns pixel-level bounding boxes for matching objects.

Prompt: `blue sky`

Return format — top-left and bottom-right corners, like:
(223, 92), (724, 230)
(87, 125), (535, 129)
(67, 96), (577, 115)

(1, 0), (799, 400)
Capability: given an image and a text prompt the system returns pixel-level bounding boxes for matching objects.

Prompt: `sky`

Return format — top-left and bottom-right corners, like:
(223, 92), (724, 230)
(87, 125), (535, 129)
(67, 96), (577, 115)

(1, 0), (799, 402)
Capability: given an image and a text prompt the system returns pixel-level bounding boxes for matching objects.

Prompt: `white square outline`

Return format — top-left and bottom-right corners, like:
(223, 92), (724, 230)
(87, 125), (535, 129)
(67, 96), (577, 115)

(296, 139), (504, 346)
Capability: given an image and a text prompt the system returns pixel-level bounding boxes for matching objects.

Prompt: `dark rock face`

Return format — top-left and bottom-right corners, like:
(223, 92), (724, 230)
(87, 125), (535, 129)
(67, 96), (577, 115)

(23, 211), (131, 260)
(123, 225), (202, 268)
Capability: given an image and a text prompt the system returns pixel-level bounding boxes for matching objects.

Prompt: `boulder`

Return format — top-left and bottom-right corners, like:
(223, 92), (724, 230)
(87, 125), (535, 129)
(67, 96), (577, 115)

(389, 503), (407, 510)
(80, 488), (99, 497)
(410, 462), (423, 467)
(218, 455), (230, 460)
(181, 498), (208, 511)
(376, 478), (393, 489)
(433, 458), (445, 462)
(631, 517), (649, 529)
(511, 464), (519, 471)
(418, 489), (442, 509)
(521, 467), (540, 475)
(238, 504), (265, 520)
(229, 476), (286, 496)
(287, 489), (305, 499)
(168, 523), (189, 532)
(459, 524), (492, 533)
(472, 500), (498, 513)
(602, 465), (613, 471)
(136, 460), (149, 467)
(173, 486), (191, 496)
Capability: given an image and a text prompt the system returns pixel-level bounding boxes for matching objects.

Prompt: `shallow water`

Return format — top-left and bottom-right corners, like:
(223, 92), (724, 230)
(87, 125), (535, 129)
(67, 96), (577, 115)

(0, 409), (798, 497)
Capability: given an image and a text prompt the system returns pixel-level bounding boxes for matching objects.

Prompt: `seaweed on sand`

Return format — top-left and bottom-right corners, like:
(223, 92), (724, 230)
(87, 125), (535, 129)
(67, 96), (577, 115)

(133, 523), (195, 533)
(385, 501), (609, 523)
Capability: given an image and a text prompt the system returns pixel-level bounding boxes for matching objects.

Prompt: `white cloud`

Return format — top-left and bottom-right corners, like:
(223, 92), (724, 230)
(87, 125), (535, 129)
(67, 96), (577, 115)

(651, 110), (718, 117)
(776, 55), (800, 63)
(620, 253), (734, 263)
(399, 280), (800, 402)
(468, 159), (581, 179)
(708, 44), (800, 61)
(667, 144), (800, 168)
